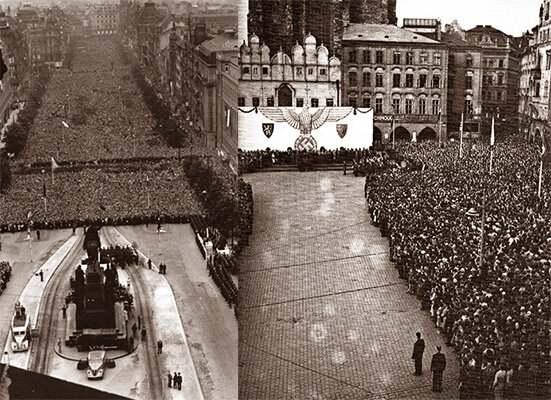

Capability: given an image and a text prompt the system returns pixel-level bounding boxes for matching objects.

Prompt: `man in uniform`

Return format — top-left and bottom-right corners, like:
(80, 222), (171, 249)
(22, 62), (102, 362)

(430, 346), (447, 392)
(412, 332), (425, 375)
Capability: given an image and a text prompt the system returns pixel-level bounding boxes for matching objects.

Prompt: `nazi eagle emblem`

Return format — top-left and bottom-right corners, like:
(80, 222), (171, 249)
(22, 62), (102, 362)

(260, 106), (352, 151)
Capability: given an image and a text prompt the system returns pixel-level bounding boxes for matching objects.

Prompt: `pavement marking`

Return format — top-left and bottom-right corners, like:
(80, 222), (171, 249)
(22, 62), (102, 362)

(242, 281), (406, 309)
(240, 251), (390, 274)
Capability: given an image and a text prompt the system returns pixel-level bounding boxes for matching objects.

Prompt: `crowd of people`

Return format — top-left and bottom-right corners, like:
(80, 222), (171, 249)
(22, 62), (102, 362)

(0, 160), (203, 232)
(19, 37), (178, 163)
(207, 253), (238, 310)
(367, 139), (550, 398)
(239, 146), (388, 173)
(0, 261), (12, 294)
(99, 245), (139, 268)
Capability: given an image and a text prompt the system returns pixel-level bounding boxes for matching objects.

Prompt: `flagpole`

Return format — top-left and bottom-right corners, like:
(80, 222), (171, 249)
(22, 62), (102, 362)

(538, 157), (543, 198)
(489, 117), (495, 175)
(392, 116), (395, 150)
(438, 109), (442, 145)
(459, 112), (464, 159)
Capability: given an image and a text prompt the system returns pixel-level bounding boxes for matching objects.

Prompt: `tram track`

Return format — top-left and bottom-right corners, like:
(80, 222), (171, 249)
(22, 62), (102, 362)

(28, 233), (84, 375)
(101, 227), (164, 400)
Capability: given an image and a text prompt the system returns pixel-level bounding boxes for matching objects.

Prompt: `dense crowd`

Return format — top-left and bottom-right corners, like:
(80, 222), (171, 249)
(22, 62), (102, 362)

(239, 146), (388, 172)
(99, 245), (139, 268)
(0, 262), (12, 294)
(19, 37), (179, 163)
(0, 160), (203, 232)
(367, 139), (550, 398)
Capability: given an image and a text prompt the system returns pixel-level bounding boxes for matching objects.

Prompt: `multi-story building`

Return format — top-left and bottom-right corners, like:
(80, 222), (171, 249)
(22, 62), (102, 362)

(441, 31), (484, 134)
(519, 0), (551, 142)
(342, 23), (448, 141)
(465, 25), (520, 134)
(195, 32), (239, 149)
(89, 3), (119, 36)
(239, 33), (342, 108)
(247, 0), (397, 59)
(216, 53), (238, 169)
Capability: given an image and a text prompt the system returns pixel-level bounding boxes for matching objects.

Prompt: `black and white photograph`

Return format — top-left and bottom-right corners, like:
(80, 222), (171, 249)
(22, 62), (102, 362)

(237, 1), (550, 399)
(0, 0), (241, 399)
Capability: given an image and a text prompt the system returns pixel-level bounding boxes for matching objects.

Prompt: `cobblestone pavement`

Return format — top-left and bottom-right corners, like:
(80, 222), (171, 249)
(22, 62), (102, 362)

(239, 171), (460, 400)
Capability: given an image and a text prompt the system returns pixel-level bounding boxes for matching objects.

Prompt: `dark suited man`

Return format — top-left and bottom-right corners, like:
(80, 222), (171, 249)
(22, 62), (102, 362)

(430, 346), (446, 392)
(412, 332), (425, 375)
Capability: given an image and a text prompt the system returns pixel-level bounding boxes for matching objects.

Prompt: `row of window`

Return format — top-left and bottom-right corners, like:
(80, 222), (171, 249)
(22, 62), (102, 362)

(347, 49), (442, 66)
(348, 71), (443, 89)
(238, 97), (335, 107)
(483, 74), (505, 85)
(348, 97), (441, 115)
(242, 65), (328, 76)
(448, 75), (474, 89)
(482, 90), (506, 101)
(484, 58), (505, 69)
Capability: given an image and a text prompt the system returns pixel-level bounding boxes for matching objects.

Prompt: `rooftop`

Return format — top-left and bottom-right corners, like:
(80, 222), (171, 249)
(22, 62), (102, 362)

(343, 23), (440, 44)
(200, 33), (239, 53)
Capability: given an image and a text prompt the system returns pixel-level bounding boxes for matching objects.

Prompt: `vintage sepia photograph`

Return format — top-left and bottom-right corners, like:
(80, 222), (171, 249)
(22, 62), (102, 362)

(0, 0), (243, 399)
(237, 0), (550, 399)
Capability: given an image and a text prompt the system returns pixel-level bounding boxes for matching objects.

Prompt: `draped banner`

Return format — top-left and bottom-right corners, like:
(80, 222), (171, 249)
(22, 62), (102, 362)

(238, 106), (373, 151)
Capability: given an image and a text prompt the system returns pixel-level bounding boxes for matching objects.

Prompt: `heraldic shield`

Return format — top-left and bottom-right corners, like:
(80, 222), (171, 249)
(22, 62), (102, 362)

(337, 124), (348, 139)
(262, 123), (274, 138)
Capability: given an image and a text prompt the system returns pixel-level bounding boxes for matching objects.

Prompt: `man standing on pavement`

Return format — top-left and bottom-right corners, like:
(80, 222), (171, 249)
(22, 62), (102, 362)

(177, 372), (182, 390)
(430, 346), (446, 392)
(39, 269), (44, 282)
(167, 371), (173, 388)
(157, 339), (163, 354)
(412, 331), (425, 375)
(173, 372), (178, 389)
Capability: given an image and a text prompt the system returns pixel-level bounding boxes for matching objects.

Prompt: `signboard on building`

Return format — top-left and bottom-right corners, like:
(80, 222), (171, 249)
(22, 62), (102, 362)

(238, 106), (373, 151)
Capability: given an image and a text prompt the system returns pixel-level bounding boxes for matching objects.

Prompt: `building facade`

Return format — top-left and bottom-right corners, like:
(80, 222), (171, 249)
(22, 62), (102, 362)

(247, 0), (397, 59)
(216, 53), (238, 169)
(465, 25), (520, 134)
(519, 0), (551, 142)
(239, 33), (342, 108)
(342, 23), (448, 141)
(89, 3), (119, 36)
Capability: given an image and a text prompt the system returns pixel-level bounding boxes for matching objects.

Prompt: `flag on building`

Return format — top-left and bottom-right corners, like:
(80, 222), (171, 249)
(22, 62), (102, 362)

(51, 157), (59, 169)
(490, 117), (495, 146)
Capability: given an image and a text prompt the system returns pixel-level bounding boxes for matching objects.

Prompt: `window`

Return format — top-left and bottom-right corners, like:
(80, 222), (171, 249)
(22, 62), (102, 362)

(432, 75), (440, 88)
(320, 68), (327, 75)
(311, 98), (319, 107)
(376, 73), (384, 87)
(253, 67), (259, 74)
(296, 98), (304, 107)
(307, 68), (314, 75)
(242, 66), (250, 74)
(449, 54), (455, 64)
(488, 59), (494, 68)
(419, 98), (426, 114)
(362, 97), (371, 108)
(465, 99), (473, 114)
(267, 97), (274, 106)
(497, 91), (502, 101)
(466, 75), (473, 89)
(434, 53), (441, 66)
(405, 98), (413, 114)
(363, 71), (371, 86)
(392, 98), (400, 113)
(406, 73), (414, 87)
(420, 52), (428, 64)
(326, 98), (334, 106)
(349, 97), (357, 107)
(497, 75), (504, 85)
(349, 71), (358, 86)
(499, 59), (504, 68)
(419, 74), (427, 88)
(252, 97), (260, 107)
(238, 97), (245, 106)
(363, 50), (371, 64)
(406, 52), (414, 65)
(349, 49), (356, 63)
(432, 98), (440, 115)
(262, 67), (269, 75)
(376, 50), (384, 64)
(296, 67), (303, 76)
(375, 98), (383, 113)
(393, 73), (401, 87)
(393, 52), (401, 65)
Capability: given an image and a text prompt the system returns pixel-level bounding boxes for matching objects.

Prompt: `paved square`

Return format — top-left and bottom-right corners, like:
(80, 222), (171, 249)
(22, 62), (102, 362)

(239, 171), (460, 400)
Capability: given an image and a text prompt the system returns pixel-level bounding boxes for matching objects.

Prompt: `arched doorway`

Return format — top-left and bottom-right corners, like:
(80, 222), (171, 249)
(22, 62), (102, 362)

(277, 84), (293, 107)
(418, 127), (437, 141)
(373, 126), (382, 142)
(392, 126), (410, 141)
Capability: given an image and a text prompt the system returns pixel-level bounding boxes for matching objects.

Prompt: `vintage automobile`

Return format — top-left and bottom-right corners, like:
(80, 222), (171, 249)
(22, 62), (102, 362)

(11, 305), (31, 352)
(77, 350), (115, 380)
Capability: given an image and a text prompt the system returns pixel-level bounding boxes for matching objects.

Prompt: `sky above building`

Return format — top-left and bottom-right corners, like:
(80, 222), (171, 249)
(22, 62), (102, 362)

(397, 0), (541, 36)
